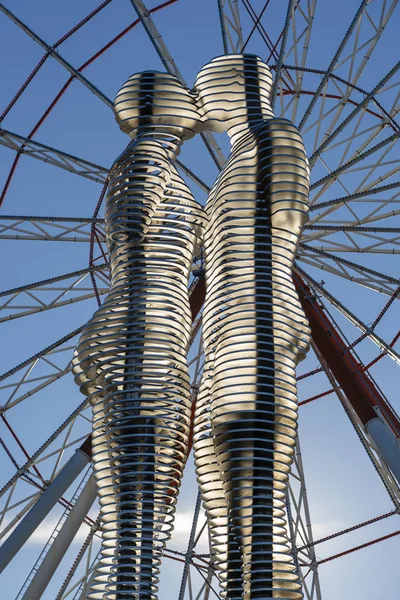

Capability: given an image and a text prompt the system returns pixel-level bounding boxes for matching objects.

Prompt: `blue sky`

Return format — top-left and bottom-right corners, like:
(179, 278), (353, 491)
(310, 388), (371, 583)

(0, 0), (400, 598)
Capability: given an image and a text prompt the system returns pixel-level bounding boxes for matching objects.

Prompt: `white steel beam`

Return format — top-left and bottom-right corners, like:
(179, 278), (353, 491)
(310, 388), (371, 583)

(55, 517), (101, 600)
(0, 448), (91, 573)
(0, 4), (112, 107)
(0, 399), (89, 501)
(129, 0), (225, 169)
(296, 266), (400, 366)
(0, 128), (108, 183)
(19, 474), (97, 600)
(0, 215), (106, 243)
(312, 342), (400, 509)
(217, 0), (243, 54)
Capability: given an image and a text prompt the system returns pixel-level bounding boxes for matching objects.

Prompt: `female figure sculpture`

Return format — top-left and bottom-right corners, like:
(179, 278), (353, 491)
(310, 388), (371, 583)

(193, 54), (311, 599)
(73, 71), (204, 599)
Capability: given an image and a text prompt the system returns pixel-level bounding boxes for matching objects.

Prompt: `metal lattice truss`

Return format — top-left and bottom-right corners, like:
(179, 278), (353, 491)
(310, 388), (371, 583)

(0, 216), (105, 243)
(0, 129), (108, 183)
(0, 328), (82, 412)
(313, 341), (400, 509)
(0, 265), (108, 323)
(217, 0), (244, 54)
(1, 1), (400, 599)
(287, 441), (322, 600)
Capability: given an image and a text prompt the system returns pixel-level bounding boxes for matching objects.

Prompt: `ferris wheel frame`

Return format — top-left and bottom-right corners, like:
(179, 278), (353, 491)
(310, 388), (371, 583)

(0, 1), (399, 598)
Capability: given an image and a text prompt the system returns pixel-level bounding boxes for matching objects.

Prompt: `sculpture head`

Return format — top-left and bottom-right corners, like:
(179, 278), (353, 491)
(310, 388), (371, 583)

(114, 71), (203, 140)
(194, 54), (274, 133)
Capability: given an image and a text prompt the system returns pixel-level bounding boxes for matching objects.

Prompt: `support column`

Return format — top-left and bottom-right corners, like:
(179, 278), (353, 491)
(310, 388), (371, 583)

(0, 439), (91, 573)
(295, 273), (400, 484)
(21, 474), (97, 600)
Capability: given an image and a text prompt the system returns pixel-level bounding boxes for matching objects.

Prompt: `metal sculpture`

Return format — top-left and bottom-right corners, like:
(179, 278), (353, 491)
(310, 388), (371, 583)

(73, 71), (204, 599)
(193, 54), (311, 599)
(73, 54), (310, 600)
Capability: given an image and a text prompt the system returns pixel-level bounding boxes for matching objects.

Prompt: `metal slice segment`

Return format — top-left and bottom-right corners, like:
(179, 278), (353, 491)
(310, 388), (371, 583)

(73, 72), (205, 599)
(194, 54), (310, 599)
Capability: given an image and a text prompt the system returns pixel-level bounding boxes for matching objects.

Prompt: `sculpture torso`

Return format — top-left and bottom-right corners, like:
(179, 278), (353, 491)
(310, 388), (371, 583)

(203, 118), (310, 369)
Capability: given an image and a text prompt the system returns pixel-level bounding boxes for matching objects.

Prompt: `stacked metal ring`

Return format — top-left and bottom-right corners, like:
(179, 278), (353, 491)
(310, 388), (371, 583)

(73, 70), (204, 600)
(194, 55), (311, 600)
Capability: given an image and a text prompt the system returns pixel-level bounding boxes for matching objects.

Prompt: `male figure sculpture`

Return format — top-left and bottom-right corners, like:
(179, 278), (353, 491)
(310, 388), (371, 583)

(73, 72), (204, 599)
(193, 54), (311, 599)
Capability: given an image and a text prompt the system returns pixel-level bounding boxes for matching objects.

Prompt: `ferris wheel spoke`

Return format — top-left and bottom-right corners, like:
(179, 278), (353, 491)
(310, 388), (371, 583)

(310, 341), (400, 509)
(1, 2), (208, 201)
(309, 61), (400, 168)
(314, 133), (400, 196)
(14, 469), (96, 600)
(310, 180), (400, 212)
(301, 230), (400, 253)
(0, 396), (89, 502)
(0, 327), (83, 411)
(305, 224), (400, 234)
(287, 438), (323, 600)
(128, 0), (183, 80)
(0, 429), (92, 559)
(176, 160), (211, 193)
(0, 265), (109, 324)
(278, 0), (318, 124)
(296, 247), (399, 296)
(298, 0), (396, 131)
(0, 488), (41, 542)
(296, 258), (395, 298)
(309, 133), (399, 207)
(0, 129), (108, 183)
(0, 4), (112, 108)
(0, 216), (105, 243)
(270, 0), (295, 108)
(128, 0), (226, 169)
(217, 0), (244, 54)
(302, 225), (400, 262)
(2, 122), (210, 197)
(308, 205), (400, 232)
(296, 265), (400, 365)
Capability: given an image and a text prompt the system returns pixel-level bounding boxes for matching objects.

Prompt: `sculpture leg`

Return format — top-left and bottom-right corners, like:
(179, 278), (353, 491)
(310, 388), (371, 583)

(76, 277), (192, 599)
(88, 390), (119, 599)
(101, 296), (191, 599)
(194, 364), (242, 600)
(208, 229), (309, 599)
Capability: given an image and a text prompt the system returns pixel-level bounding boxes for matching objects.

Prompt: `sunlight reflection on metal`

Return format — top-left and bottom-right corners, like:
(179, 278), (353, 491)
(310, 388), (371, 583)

(73, 72), (205, 599)
(193, 54), (310, 599)
(73, 55), (311, 599)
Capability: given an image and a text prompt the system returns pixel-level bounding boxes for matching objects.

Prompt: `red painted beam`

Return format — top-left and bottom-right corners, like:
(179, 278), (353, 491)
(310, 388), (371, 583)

(294, 273), (400, 436)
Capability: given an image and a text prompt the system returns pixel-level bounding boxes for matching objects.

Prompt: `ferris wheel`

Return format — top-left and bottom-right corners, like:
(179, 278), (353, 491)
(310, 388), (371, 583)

(0, 0), (400, 598)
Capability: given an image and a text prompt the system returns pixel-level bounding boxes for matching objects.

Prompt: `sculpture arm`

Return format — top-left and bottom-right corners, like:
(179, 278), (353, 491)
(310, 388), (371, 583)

(259, 117), (310, 235)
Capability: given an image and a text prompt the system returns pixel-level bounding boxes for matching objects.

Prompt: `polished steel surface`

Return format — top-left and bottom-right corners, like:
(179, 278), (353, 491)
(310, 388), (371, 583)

(73, 57), (310, 600)
(73, 72), (204, 599)
(193, 54), (311, 599)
